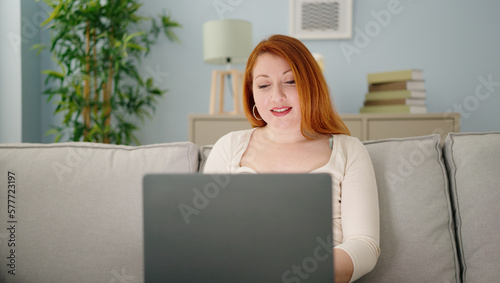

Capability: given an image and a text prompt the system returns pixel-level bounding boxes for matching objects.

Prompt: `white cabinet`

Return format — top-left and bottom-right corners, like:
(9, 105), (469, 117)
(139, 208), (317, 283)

(189, 113), (460, 145)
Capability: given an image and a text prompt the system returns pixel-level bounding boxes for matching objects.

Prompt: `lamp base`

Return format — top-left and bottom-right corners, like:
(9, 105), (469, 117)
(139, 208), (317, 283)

(209, 69), (244, 115)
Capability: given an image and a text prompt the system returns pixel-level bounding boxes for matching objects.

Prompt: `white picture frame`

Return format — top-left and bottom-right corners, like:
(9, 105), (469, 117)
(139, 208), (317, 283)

(289, 0), (353, 40)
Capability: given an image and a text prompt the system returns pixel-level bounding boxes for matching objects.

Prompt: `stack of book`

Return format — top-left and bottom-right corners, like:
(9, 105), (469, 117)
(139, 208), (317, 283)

(360, 69), (427, 114)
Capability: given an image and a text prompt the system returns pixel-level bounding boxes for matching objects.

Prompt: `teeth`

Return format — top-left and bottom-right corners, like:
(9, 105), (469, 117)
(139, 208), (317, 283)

(272, 107), (291, 112)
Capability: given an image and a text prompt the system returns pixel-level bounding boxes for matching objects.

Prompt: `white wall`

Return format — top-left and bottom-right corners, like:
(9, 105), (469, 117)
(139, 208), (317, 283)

(0, 1), (22, 143)
(0, 0), (42, 143)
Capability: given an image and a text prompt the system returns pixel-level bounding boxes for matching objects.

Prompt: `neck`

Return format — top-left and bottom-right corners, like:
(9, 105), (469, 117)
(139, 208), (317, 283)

(260, 125), (308, 144)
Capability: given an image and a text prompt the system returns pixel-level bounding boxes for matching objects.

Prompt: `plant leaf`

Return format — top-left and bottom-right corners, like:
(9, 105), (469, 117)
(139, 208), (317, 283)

(31, 43), (47, 55)
(42, 70), (65, 79)
(126, 43), (146, 51)
(41, 1), (63, 27)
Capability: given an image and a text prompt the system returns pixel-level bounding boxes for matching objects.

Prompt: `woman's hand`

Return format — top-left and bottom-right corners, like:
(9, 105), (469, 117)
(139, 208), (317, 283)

(333, 248), (354, 283)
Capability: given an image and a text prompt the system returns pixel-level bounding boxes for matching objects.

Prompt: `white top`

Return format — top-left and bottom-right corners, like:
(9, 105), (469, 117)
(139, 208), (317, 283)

(203, 128), (380, 282)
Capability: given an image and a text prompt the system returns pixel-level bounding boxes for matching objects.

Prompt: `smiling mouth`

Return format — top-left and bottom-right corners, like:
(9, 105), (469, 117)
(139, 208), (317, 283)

(271, 107), (292, 113)
(270, 107), (292, 117)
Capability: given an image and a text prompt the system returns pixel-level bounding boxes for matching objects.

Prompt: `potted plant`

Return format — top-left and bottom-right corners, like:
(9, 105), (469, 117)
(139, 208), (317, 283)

(34, 0), (180, 144)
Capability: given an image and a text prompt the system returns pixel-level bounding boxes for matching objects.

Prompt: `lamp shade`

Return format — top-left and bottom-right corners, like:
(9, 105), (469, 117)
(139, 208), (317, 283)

(203, 19), (253, 65)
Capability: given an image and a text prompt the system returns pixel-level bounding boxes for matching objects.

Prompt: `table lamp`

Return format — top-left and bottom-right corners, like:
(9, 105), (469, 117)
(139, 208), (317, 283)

(203, 19), (253, 114)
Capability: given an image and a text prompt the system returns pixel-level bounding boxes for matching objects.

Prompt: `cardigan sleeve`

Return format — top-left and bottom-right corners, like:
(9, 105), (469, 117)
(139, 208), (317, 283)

(203, 132), (234, 174)
(335, 138), (380, 282)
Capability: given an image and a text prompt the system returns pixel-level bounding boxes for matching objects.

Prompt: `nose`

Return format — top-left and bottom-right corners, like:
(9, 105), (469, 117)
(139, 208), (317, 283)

(271, 84), (286, 102)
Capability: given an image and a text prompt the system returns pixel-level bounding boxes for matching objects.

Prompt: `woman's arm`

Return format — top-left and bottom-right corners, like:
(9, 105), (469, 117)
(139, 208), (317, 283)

(336, 138), (380, 282)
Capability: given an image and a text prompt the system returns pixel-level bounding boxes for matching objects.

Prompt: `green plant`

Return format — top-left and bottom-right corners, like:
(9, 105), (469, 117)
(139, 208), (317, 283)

(34, 0), (180, 144)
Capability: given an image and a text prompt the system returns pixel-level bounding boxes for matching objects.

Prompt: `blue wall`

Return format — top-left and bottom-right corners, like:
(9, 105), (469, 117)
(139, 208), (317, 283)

(34, 0), (500, 143)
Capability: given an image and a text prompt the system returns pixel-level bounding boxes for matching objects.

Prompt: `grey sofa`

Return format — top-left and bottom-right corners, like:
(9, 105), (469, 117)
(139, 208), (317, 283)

(1, 132), (499, 282)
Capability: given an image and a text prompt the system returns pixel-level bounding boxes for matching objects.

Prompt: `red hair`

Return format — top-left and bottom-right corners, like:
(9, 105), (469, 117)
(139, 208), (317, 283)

(242, 34), (350, 138)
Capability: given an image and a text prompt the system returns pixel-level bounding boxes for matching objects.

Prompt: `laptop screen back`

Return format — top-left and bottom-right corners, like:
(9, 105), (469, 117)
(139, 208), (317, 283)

(143, 173), (333, 282)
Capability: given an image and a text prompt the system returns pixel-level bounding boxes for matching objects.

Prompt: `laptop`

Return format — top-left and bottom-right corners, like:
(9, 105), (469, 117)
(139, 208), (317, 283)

(143, 173), (333, 282)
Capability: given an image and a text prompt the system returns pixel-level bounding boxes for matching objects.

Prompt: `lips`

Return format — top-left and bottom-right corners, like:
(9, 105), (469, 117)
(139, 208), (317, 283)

(271, 107), (292, 117)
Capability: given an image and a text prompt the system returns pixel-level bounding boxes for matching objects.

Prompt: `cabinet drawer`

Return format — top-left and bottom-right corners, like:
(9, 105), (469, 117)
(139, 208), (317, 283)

(343, 120), (363, 140)
(192, 119), (251, 145)
(367, 118), (457, 141)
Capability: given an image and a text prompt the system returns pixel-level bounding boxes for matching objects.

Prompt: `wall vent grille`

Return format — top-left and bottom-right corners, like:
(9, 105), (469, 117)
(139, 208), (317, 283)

(290, 0), (352, 39)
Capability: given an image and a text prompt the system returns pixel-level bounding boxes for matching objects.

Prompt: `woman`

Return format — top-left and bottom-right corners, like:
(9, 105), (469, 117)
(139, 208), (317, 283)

(203, 34), (380, 283)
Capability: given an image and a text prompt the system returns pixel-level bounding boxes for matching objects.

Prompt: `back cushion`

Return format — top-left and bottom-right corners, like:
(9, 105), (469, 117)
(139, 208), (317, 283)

(357, 135), (460, 282)
(198, 145), (213, 172)
(0, 142), (199, 283)
(443, 132), (500, 282)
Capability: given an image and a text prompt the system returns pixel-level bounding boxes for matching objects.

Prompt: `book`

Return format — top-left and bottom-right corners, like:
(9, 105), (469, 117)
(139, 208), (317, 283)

(367, 69), (423, 84)
(363, 98), (426, 106)
(360, 105), (427, 114)
(368, 80), (425, 92)
(365, 90), (426, 101)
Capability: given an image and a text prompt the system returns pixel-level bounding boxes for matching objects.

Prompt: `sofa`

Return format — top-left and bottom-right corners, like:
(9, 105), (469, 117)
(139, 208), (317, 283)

(0, 132), (499, 282)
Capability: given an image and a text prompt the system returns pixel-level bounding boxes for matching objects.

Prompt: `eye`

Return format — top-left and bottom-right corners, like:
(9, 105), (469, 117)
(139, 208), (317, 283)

(257, 84), (270, 89)
(285, 80), (295, 85)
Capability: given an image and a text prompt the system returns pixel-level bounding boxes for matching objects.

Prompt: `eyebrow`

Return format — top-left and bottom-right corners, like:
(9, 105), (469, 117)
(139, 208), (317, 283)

(254, 69), (293, 81)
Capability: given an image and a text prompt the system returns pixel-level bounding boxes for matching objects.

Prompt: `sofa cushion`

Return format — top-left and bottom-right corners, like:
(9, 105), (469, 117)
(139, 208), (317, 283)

(0, 142), (199, 283)
(199, 145), (213, 172)
(443, 132), (500, 282)
(357, 135), (460, 283)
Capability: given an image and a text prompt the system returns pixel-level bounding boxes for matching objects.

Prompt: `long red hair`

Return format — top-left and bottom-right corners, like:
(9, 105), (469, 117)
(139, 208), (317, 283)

(242, 34), (350, 138)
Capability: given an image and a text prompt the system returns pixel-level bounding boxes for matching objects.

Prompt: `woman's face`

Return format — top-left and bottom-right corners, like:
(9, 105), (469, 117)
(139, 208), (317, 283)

(252, 53), (301, 131)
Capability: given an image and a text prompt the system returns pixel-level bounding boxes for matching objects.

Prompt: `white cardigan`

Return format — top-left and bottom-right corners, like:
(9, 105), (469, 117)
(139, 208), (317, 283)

(204, 128), (380, 282)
